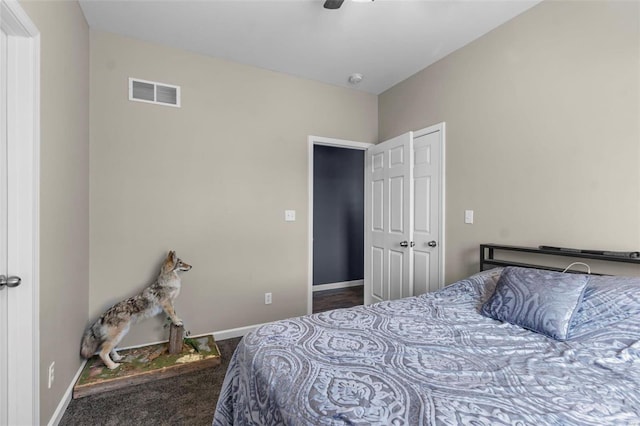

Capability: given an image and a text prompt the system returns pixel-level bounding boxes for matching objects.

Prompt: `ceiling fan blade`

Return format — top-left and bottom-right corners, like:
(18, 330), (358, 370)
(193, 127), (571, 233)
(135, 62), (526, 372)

(323, 0), (344, 9)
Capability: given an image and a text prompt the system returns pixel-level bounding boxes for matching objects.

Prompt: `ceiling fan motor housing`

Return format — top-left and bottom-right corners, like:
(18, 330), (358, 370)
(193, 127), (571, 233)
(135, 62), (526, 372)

(324, 0), (345, 10)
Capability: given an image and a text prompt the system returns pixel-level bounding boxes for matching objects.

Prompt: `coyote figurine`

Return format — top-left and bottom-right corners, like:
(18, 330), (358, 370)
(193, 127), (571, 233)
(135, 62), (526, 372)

(80, 251), (192, 369)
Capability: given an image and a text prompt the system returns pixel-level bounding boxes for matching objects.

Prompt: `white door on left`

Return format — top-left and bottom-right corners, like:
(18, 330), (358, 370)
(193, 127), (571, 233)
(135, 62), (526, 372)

(0, 1), (39, 423)
(0, 26), (9, 426)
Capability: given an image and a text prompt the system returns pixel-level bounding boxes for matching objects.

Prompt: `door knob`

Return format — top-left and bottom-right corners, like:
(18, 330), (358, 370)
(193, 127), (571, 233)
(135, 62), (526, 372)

(428, 241), (437, 247)
(0, 275), (21, 289)
(400, 241), (409, 247)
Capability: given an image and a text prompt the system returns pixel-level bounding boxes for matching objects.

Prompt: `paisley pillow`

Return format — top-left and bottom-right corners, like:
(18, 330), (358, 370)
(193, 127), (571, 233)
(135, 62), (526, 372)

(569, 274), (640, 338)
(481, 267), (589, 341)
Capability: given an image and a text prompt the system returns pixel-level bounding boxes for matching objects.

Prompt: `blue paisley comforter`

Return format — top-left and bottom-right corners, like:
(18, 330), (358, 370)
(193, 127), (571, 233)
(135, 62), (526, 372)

(213, 269), (640, 425)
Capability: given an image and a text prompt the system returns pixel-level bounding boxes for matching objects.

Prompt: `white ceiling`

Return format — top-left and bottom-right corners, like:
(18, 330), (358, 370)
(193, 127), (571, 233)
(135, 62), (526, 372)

(79, 0), (541, 95)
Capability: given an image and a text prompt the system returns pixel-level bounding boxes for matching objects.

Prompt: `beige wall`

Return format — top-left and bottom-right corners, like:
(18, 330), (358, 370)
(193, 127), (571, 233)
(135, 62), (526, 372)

(19, 0), (90, 423)
(379, 0), (640, 281)
(90, 31), (378, 347)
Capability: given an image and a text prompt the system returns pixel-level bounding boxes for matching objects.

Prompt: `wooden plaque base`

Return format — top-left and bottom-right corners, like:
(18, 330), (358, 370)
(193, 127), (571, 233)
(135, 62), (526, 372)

(73, 335), (221, 399)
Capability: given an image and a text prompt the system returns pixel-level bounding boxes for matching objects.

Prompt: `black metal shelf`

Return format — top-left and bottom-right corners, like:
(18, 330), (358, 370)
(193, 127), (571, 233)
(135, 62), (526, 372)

(480, 243), (640, 274)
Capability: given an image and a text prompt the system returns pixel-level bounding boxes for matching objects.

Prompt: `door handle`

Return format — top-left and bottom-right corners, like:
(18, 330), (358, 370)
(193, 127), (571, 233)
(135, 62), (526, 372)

(428, 240), (437, 247)
(0, 275), (21, 289)
(400, 241), (415, 248)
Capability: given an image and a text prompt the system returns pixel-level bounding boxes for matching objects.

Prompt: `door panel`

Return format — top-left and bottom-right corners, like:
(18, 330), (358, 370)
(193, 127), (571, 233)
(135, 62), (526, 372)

(0, 27), (8, 426)
(413, 251), (430, 295)
(372, 180), (383, 231)
(365, 132), (413, 304)
(389, 177), (404, 232)
(412, 130), (442, 295)
(389, 249), (404, 300)
(414, 176), (430, 233)
(371, 247), (384, 300)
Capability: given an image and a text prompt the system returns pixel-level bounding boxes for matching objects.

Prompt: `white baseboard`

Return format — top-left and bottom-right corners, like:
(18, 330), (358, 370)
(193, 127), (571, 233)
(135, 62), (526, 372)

(114, 322), (269, 353)
(49, 322), (267, 424)
(212, 322), (269, 340)
(47, 359), (87, 426)
(313, 279), (363, 292)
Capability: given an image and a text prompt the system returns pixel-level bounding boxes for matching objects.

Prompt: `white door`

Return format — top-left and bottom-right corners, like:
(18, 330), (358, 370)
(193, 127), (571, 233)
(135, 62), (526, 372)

(365, 132), (413, 304)
(0, 2), (39, 423)
(412, 127), (443, 295)
(0, 26), (9, 426)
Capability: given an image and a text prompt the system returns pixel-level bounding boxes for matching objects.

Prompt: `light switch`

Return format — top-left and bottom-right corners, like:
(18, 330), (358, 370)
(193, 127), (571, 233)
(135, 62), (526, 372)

(285, 210), (296, 222)
(464, 210), (474, 224)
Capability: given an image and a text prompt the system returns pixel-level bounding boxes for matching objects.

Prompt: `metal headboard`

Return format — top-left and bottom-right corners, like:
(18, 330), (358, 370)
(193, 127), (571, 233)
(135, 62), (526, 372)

(480, 244), (640, 275)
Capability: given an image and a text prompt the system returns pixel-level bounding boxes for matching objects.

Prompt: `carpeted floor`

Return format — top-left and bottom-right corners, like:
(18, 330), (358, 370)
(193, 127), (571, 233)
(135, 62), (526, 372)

(60, 337), (241, 426)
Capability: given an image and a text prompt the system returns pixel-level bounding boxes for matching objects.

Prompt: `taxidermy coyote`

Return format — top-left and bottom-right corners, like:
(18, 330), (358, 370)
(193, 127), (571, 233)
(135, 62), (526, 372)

(80, 251), (192, 369)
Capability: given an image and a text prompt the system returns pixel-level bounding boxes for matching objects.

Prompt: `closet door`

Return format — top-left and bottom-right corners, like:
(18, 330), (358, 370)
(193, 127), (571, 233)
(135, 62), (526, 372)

(364, 124), (444, 305)
(365, 132), (413, 304)
(412, 129), (442, 295)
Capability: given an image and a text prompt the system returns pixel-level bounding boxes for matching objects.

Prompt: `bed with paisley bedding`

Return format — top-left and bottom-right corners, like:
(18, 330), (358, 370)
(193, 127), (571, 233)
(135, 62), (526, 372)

(213, 263), (640, 425)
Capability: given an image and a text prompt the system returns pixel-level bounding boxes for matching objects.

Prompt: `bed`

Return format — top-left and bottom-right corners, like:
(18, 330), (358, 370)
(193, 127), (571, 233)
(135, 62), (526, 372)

(213, 246), (640, 425)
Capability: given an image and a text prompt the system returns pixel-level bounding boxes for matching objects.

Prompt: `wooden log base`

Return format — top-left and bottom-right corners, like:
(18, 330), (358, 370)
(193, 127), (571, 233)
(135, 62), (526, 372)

(73, 335), (221, 399)
(168, 323), (184, 354)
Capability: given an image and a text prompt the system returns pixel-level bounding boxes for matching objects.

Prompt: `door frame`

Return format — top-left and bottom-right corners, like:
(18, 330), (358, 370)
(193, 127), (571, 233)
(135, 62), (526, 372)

(307, 136), (373, 315)
(413, 122), (446, 289)
(1, 0), (40, 424)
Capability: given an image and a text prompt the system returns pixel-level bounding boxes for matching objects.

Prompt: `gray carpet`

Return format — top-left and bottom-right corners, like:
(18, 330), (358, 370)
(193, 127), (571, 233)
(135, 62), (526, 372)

(60, 337), (241, 426)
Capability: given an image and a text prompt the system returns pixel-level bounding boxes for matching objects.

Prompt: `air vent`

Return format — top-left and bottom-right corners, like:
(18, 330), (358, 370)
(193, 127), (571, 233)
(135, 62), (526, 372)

(129, 78), (180, 107)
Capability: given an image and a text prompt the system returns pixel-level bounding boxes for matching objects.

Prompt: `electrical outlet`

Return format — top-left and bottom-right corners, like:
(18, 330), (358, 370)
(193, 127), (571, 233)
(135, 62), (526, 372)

(48, 362), (55, 389)
(265, 292), (272, 305)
